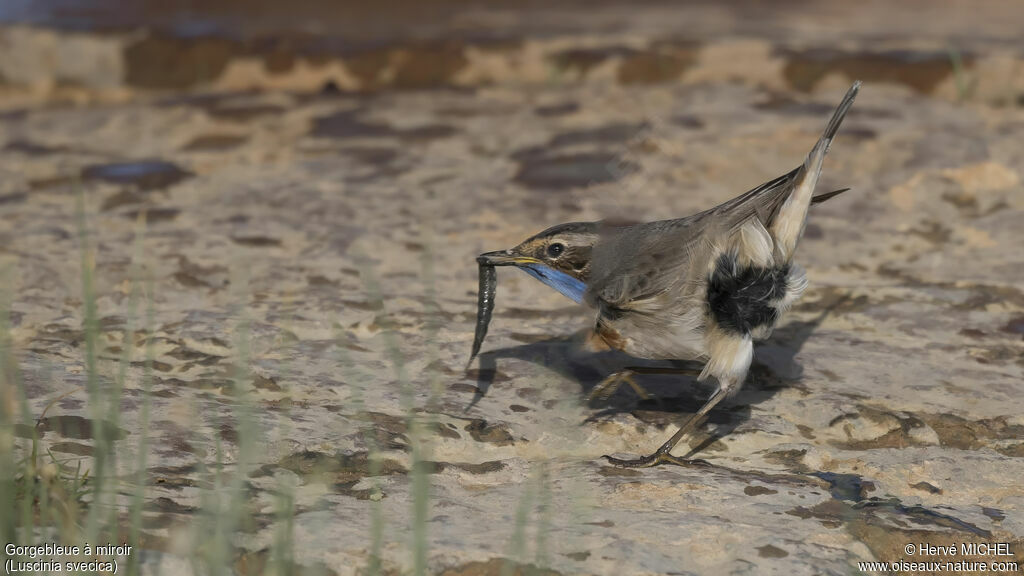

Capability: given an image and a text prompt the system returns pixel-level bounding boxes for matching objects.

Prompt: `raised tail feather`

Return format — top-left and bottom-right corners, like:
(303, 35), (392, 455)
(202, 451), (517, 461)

(770, 81), (860, 259)
(814, 81), (861, 160)
(802, 81), (860, 194)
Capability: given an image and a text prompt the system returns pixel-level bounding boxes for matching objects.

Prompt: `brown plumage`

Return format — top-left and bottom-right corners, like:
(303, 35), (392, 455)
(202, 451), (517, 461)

(472, 82), (861, 467)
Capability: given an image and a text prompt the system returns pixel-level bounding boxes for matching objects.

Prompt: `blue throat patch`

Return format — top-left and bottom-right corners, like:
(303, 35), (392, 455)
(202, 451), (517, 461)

(519, 264), (586, 304)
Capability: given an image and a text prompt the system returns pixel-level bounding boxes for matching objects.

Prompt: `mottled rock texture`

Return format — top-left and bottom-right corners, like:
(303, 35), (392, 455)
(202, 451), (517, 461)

(1, 2), (1023, 575)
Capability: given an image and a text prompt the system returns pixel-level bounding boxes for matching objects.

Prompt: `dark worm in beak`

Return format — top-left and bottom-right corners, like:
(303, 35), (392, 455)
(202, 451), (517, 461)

(468, 250), (536, 367)
(467, 260), (498, 367)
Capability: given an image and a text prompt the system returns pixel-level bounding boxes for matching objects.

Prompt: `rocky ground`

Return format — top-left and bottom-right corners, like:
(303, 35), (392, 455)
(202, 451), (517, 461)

(1, 2), (1023, 575)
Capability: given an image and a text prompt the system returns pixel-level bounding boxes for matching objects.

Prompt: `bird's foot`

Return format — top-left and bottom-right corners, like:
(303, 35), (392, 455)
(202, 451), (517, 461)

(602, 450), (708, 469)
(623, 376), (654, 401)
(587, 372), (629, 403)
(587, 371), (653, 404)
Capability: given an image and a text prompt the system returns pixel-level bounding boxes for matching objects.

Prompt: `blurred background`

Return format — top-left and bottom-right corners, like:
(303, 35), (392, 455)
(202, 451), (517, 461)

(0, 0), (1022, 99)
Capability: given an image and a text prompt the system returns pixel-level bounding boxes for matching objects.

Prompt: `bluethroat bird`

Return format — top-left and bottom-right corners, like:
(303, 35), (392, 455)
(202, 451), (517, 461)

(470, 82), (860, 467)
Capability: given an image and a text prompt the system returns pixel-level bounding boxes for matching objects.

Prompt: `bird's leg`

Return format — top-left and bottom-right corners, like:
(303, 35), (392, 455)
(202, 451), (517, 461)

(604, 331), (752, 468)
(586, 366), (702, 404)
(603, 386), (729, 468)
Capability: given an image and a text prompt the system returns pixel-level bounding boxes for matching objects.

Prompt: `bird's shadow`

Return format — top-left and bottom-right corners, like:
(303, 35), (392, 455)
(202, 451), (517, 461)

(468, 302), (841, 458)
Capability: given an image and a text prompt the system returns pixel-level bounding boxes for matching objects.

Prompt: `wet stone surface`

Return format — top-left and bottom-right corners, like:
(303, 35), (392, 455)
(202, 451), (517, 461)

(1, 63), (1023, 575)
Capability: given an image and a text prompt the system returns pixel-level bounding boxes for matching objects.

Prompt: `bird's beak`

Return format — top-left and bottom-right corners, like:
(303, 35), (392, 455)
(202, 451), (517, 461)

(476, 250), (539, 267)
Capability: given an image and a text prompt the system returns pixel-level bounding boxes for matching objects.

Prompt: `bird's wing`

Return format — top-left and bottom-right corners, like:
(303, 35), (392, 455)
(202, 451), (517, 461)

(587, 165), (825, 308)
(587, 169), (829, 310)
(588, 82), (860, 310)
(585, 213), (714, 309)
(708, 169), (800, 231)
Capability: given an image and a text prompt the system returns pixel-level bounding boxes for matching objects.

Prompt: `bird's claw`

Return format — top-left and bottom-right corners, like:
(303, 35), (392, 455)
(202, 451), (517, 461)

(602, 451), (708, 469)
(587, 372), (653, 405)
(622, 376), (653, 401)
(586, 374), (624, 404)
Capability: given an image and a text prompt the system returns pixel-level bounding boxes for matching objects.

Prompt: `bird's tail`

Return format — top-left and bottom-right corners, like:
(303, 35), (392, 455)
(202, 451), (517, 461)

(811, 187), (850, 205)
(770, 81), (860, 261)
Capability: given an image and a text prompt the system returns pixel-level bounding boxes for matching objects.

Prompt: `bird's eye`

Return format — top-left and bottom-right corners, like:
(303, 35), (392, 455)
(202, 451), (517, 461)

(547, 243), (565, 258)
